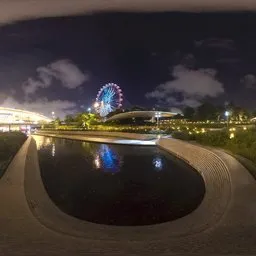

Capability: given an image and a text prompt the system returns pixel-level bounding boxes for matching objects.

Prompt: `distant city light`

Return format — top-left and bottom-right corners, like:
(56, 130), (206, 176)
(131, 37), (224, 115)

(87, 107), (91, 112)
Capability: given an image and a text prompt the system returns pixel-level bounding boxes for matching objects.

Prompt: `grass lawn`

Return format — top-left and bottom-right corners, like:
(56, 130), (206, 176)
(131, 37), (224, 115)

(0, 132), (27, 178)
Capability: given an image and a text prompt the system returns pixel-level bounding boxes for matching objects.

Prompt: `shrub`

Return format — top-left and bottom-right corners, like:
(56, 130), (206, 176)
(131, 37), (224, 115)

(0, 132), (27, 176)
(172, 129), (256, 164)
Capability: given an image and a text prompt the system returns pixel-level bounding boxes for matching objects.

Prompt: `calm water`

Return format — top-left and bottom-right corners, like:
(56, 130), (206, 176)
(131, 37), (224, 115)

(34, 135), (205, 226)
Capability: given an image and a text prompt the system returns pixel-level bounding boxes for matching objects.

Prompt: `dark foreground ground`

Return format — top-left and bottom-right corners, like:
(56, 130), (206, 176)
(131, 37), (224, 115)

(0, 132), (27, 177)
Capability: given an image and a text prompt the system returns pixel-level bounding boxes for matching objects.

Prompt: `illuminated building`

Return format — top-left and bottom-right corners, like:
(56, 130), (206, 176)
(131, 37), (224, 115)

(107, 110), (179, 123)
(0, 107), (52, 124)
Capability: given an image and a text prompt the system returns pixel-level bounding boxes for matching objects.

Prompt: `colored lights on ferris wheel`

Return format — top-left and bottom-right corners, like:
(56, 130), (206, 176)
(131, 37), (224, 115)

(94, 102), (100, 108)
(95, 83), (123, 117)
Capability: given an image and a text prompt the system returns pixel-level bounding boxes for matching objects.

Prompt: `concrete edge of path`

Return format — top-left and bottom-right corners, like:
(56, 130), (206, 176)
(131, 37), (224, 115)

(35, 132), (156, 146)
(36, 130), (157, 140)
(23, 136), (232, 241)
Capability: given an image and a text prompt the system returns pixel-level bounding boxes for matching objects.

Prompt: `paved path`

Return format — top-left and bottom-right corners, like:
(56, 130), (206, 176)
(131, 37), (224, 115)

(0, 137), (256, 255)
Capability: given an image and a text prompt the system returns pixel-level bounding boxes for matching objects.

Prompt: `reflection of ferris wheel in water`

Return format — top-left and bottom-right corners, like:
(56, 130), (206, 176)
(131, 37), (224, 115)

(94, 83), (123, 117)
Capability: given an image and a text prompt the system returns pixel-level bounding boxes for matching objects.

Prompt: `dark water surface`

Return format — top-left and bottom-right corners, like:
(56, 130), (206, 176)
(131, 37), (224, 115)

(34, 135), (205, 226)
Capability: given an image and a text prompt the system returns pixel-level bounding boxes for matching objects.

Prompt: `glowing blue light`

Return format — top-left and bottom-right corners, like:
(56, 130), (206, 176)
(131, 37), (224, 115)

(96, 144), (121, 173)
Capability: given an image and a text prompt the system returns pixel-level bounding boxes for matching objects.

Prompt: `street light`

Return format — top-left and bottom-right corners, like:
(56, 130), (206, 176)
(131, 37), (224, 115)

(87, 107), (91, 113)
(155, 112), (161, 129)
(225, 111), (230, 129)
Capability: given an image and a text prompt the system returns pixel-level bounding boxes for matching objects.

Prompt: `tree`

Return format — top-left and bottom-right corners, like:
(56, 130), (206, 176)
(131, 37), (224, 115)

(172, 114), (183, 119)
(129, 105), (146, 111)
(196, 103), (218, 120)
(75, 113), (98, 128)
(215, 105), (225, 121)
(54, 117), (61, 128)
(226, 105), (250, 121)
(64, 114), (74, 124)
(183, 106), (195, 119)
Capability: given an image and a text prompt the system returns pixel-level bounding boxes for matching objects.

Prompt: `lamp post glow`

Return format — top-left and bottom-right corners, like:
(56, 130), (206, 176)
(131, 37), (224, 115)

(155, 112), (161, 129)
(230, 132), (235, 139)
(225, 111), (230, 129)
(87, 107), (91, 113)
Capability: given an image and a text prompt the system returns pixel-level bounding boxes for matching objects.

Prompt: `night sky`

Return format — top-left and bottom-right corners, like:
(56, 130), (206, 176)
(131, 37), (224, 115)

(1, 12), (256, 117)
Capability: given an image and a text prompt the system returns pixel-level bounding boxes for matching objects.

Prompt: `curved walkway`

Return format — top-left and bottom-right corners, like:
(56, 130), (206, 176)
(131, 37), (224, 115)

(0, 137), (255, 255)
(35, 131), (156, 145)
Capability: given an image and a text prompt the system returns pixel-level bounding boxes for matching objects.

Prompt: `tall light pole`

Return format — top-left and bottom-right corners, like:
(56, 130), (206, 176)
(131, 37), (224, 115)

(225, 111), (230, 129)
(155, 112), (161, 129)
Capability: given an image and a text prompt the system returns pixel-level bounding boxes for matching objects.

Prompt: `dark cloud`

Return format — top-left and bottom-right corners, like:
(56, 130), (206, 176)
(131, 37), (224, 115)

(194, 38), (236, 51)
(241, 74), (256, 89)
(180, 54), (196, 69)
(0, 1), (256, 25)
(215, 58), (240, 64)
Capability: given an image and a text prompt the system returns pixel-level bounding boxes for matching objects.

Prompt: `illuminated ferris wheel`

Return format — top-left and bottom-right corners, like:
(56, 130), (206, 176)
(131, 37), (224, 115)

(94, 83), (123, 117)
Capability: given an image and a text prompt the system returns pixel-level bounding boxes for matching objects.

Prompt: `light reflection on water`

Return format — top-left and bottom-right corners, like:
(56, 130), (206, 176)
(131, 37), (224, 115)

(95, 144), (122, 173)
(152, 156), (163, 171)
(33, 136), (55, 157)
(33, 136), (123, 173)
(81, 140), (123, 173)
(33, 136), (164, 174)
(52, 143), (56, 157)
